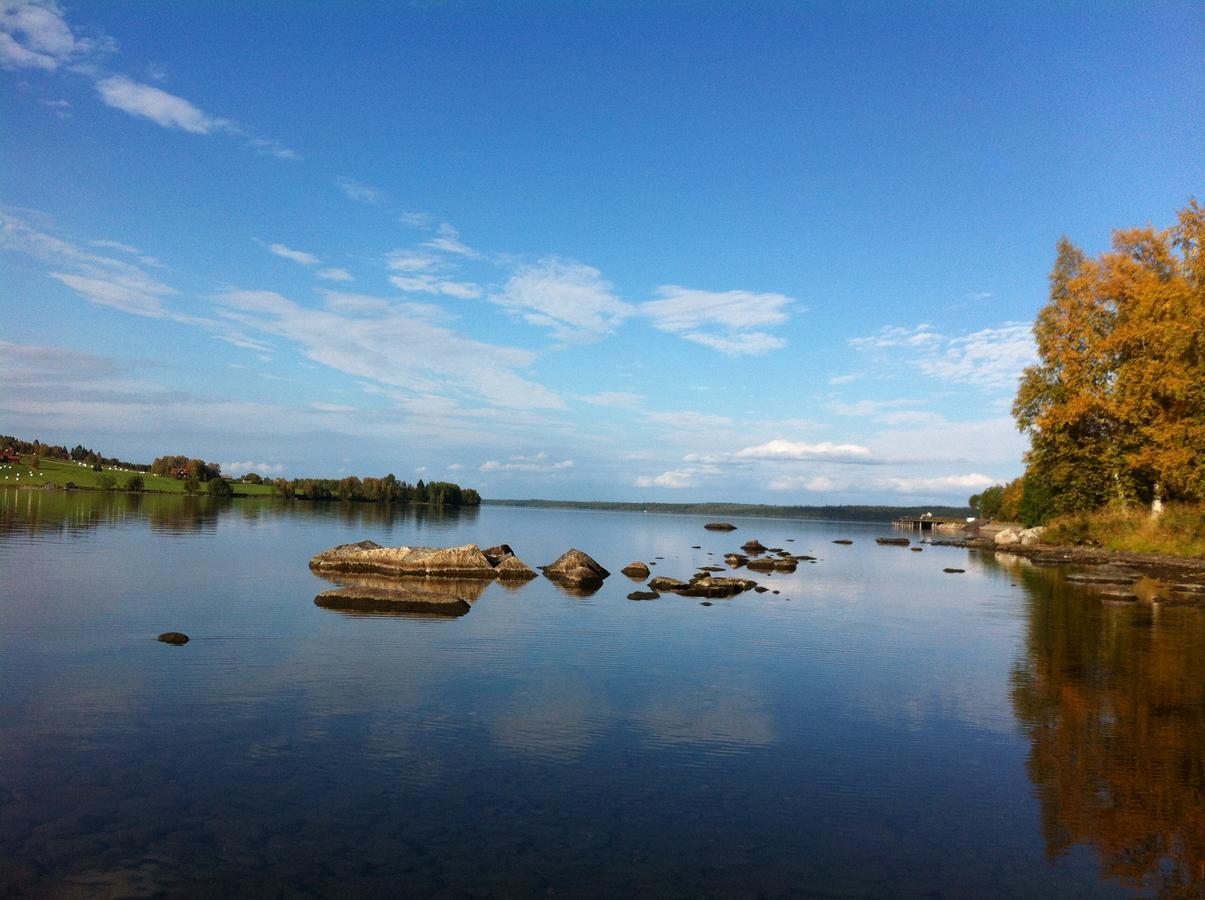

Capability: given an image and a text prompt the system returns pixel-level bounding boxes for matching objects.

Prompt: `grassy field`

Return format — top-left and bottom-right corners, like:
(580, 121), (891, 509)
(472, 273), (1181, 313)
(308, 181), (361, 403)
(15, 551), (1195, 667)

(1042, 503), (1205, 557)
(0, 456), (276, 497)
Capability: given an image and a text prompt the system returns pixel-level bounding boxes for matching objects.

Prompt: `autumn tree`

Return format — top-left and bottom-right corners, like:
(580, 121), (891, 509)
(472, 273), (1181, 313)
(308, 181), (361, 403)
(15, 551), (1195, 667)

(1014, 201), (1205, 518)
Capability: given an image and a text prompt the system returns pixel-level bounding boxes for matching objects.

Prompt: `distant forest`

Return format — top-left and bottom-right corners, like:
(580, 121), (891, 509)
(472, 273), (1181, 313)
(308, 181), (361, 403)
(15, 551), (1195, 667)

(484, 499), (971, 523)
(0, 435), (480, 507)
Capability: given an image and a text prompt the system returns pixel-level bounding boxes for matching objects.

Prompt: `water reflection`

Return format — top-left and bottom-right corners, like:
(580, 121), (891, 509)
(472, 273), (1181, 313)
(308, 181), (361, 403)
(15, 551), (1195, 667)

(0, 487), (479, 540)
(999, 554), (1205, 895)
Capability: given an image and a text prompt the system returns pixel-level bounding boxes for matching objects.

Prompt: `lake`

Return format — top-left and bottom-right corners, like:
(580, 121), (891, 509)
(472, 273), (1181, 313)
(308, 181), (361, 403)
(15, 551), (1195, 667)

(1, 490), (1201, 897)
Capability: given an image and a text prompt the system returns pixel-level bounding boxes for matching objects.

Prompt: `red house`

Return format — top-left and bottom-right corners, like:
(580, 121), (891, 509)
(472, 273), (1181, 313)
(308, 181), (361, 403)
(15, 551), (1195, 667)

(0, 448), (21, 463)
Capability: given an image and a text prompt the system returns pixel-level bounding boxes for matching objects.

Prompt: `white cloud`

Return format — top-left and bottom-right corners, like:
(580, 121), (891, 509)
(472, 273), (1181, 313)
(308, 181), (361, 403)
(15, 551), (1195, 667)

(828, 373), (861, 385)
(316, 267), (353, 282)
(399, 211), (435, 229)
(0, 1), (93, 71)
(580, 391), (644, 408)
(388, 274), (482, 298)
(491, 257), (633, 342)
(877, 473), (997, 494)
(767, 475), (838, 492)
(849, 323), (942, 350)
(95, 75), (222, 134)
(480, 452), (574, 473)
(336, 177), (384, 204)
(90, 238), (140, 254)
(385, 250), (439, 273)
(640, 286), (795, 356)
(422, 223), (479, 258)
(850, 321), (1036, 392)
(735, 439), (873, 463)
(635, 468), (700, 489)
(916, 323), (1036, 390)
(215, 288), (565, 411)
(268, 242), (319, 266)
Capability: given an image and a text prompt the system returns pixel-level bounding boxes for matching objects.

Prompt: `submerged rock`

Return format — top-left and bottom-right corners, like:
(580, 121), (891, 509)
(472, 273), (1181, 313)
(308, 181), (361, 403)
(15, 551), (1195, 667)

(704, 522), (737, 531)
(315, 585), (471, 617)
(157, 631), (189, 645)
(875, 537), (911, 546)
(648, 576), (687, 592)
(674, 575), (758, 598)
(621, 561), (651, 579)
(746, 557), (796, 573)
(1065, 571), (1141, 585)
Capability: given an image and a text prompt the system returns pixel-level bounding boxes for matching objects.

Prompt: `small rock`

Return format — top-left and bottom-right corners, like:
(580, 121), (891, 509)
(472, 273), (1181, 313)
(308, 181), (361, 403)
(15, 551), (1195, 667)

(911, 547), (924, 552)
(1172, 583), (1205, 594)
(621, 561), (651, 578)
(875, 537), (910, 546)
(648, 576), (687, 592)
(704, 522), (737, 531)
(700, 601), (713, 607)
(753, 586), (769, 593)
(627, 590), (659, 601)
(157, 632), (190, 645)
(943, 568), (965, 574)
(741, 539), (768, 553)
(832, 539), (853, 545)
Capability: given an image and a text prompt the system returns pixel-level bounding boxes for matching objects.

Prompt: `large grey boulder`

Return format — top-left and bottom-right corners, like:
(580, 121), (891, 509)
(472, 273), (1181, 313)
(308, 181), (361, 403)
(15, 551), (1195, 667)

(310, 543), (500, 579)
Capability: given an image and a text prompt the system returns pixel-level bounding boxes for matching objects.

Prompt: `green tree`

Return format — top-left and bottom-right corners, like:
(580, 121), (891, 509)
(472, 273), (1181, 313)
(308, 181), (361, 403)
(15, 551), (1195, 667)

(97, 473), (116, 490)
(208, 476), (233, 497)
(125, 474), (145, 492)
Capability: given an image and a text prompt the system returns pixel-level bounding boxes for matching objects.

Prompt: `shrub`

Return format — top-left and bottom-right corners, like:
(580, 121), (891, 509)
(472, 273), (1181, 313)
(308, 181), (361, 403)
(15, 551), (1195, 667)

(126, 474), (144, 492)
(208, 476), (233, 498)
(97, 473), (116, 491)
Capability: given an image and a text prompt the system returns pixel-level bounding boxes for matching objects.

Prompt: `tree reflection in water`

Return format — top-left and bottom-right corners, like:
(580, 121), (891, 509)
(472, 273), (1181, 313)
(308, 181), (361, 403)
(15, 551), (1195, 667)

(1002, 555), (1205, 895)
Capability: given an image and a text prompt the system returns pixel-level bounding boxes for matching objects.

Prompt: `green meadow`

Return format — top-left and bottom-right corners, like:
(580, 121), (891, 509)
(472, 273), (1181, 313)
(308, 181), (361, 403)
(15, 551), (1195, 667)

(0, 457), (275, 497)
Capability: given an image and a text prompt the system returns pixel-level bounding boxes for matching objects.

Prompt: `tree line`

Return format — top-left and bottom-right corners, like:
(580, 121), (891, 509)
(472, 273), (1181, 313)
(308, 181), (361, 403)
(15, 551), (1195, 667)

(273, 476), (479, 507)
(973, 200), (1204, 525)
(0, 436), (146, 471)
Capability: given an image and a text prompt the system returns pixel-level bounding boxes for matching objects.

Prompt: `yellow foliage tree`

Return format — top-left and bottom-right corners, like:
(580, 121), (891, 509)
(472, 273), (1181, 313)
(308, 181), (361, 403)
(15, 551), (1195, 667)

(1014, 201), (1205, 516)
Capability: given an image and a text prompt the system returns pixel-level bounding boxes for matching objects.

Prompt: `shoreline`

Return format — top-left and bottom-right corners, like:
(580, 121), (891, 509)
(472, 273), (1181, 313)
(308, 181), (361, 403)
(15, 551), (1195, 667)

(937, 536), (1205, 582)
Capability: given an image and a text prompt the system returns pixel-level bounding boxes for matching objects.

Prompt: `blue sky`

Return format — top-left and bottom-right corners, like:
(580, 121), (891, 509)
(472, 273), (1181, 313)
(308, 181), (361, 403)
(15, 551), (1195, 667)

(2, 1), (1202, 502)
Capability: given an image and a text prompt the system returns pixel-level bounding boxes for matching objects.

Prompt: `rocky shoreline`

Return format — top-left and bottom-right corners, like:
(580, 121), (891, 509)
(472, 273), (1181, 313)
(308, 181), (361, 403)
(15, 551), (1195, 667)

(934, 536), (1205, 583)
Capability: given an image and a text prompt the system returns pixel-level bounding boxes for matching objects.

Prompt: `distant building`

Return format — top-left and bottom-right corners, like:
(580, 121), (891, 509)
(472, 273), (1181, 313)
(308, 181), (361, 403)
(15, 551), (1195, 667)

(170, 466), (189, 479)
(0, 448), (21, 463)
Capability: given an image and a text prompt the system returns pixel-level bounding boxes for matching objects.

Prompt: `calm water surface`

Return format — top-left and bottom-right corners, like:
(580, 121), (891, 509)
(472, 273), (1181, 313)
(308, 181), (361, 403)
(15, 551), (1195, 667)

(1, 491), (1201, 897)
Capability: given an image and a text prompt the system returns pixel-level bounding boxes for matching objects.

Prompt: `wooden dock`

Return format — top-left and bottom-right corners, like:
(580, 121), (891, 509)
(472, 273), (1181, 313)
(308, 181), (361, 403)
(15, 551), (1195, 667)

(892, 515), (968, 532)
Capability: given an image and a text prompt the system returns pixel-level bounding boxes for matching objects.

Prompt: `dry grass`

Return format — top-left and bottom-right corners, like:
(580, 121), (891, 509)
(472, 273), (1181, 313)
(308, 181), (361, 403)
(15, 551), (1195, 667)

(1043, 503), (1205, 557)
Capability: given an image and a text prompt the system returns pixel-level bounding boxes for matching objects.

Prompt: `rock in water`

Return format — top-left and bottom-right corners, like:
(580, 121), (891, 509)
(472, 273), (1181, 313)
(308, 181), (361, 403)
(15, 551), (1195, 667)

(621, 561), (651, 578)
(647, 576), (688, 592)
(704, 522), (737, 531)
(307, 540), (384, 569)
(875, 537), (911, 546)
(541, 549), (610, 588)
(741, 539), (768, 553)
(310, 543), (499, 579)
(627, 590), (659, 601)
(157, 632), (189, 645)
(943, 568), (965, 574)
(832, 539), (853, 545)
(495, 555), (538, 580)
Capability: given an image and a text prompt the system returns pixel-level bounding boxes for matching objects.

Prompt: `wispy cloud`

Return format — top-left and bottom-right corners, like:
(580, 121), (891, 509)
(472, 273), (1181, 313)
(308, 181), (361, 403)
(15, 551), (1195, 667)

(850, 322), (1036, 392)
(316, 267), (353, 282)
(640, 286), (795, 356)
(215, 288), (565, 410)
(877, 473), (996, 493)
(336, 177), (384, 204)
(734, 439), (874, 463)
(95, 74), (223, 134)
(421, 223), (480, 258)
(480, 452), (573, 473)
(267, 242), (320, 266)
(491, 257), (633, 343)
